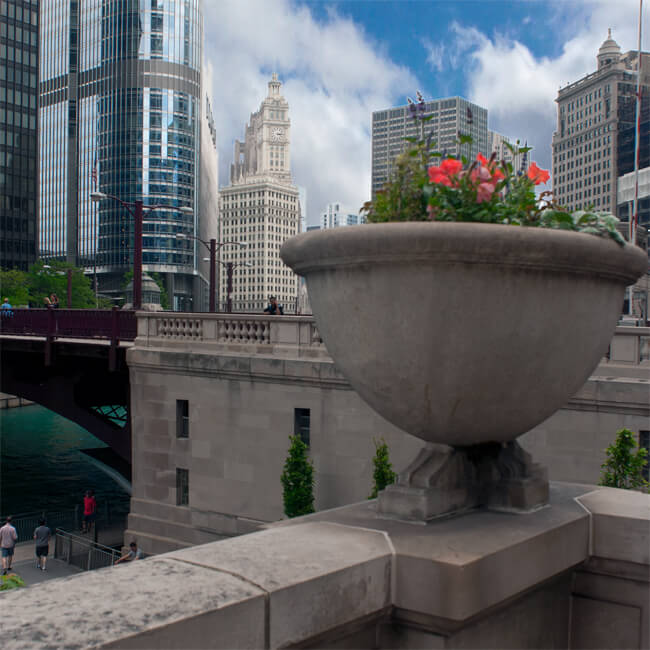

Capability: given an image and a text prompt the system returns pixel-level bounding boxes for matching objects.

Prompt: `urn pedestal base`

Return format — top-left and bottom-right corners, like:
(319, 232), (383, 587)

(377, 441), (549, 522)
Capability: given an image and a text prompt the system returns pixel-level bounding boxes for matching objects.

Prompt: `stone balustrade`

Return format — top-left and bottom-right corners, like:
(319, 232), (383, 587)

(135, 312), (327, 359)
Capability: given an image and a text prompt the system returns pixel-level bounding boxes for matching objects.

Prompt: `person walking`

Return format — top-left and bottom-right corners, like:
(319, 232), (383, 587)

(33, 518), (51, 571)
(82, 490), (97, 534)
(0, 516), (18, 575)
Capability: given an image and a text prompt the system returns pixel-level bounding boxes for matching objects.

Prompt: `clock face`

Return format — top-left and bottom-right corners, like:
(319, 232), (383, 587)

(271, 127), (284, 142)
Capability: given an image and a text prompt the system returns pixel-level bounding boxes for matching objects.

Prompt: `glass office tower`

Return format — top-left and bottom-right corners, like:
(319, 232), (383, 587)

(0, 0), (39, 271)
(40, 0), (215, 309)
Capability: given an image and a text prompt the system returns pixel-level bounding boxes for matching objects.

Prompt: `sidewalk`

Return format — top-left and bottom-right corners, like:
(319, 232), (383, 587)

(2, 522), (127, 588)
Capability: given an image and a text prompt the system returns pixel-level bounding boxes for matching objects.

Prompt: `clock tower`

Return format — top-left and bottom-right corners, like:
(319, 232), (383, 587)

(231, 73), (292, 183)
(221, 74), (301, 313)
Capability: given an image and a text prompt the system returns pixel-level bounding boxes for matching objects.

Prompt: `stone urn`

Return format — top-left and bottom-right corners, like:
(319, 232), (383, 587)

(281, 222), (647, 520)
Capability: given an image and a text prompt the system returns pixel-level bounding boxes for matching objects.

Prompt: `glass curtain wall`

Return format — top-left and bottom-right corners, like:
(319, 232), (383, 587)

(40, 0), (202, 304)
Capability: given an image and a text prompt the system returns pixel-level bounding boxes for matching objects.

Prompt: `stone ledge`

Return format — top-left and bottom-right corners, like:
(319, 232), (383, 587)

(1, 557), (266, 649)
(576, 487), (650, 566)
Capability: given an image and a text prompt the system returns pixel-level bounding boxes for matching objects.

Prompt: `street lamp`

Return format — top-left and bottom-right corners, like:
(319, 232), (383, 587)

(176, 233), (246, 312)
(221, 260), (253, 313)
(90, 191), (192, 310)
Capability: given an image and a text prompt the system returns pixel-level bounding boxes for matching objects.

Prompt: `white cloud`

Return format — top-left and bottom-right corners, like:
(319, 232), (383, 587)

(434, 0), (647, 174)
(203, 0), (417, 223)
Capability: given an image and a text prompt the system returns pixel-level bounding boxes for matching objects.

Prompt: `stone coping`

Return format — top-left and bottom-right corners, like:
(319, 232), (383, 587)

(1, 484), (647, 649)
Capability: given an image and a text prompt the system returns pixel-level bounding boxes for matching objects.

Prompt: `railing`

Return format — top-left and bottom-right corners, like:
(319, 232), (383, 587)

(0, 307), (137, 342)
(54, 529), (121, 571)
(137, 312), (327, 358)
(4, 508), (80, 542)
(3, 503), (127, 543)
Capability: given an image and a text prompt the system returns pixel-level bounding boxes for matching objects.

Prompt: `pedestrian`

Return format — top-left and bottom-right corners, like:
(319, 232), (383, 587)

(33, 518), (51, 571)
(0, 516), (18, 575)
(50, 293), (60, 308)
(1, 297), (13, 317)
(82, 489), (97, 534)
(115, 541), (144, 564)
(263, 296), (284, 315)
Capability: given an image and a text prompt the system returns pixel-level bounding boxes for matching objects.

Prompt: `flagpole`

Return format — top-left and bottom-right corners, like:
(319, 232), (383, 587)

(632, 0), (643, 243)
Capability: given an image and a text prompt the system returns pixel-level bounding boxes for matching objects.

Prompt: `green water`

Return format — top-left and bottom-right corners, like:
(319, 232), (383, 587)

(0, 404), (130, 517)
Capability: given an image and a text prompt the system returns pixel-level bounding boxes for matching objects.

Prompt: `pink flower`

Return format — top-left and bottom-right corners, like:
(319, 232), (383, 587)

(476, 182), (495, 203)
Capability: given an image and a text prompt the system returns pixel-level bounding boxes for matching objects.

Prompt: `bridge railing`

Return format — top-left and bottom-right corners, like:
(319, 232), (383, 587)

(0, 308), (137, 342)
(136, 312), (328, 358)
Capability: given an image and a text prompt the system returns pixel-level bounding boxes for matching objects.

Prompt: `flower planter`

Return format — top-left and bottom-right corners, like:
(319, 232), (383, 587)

(281, 222), (647, 520)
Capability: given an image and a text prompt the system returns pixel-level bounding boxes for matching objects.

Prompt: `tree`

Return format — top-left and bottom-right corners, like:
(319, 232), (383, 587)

(281, 435), (315, 518)
(369, 438), (397, 499)
(599, 428), (649, 491)
(0, 268), (30, 306)
(27, 261), (97, 308)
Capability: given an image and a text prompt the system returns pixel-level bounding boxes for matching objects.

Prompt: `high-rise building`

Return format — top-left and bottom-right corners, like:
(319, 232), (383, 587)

(489, 131), (532, 174)
(219, 74), (300, 313)
(318, 202), (365, 230)
(0, 0), (39, 271)
(39, 0), (218, 310)
(552, 30), (649, 214)
(371, 96), (489, 198)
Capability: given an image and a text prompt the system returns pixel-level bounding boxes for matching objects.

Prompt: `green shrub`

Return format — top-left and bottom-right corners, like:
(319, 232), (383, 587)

(0, 573), (26, 591)
(369, 438), (397, 499)
(599, 428), (649, 491)
(281, 435), (315, 518)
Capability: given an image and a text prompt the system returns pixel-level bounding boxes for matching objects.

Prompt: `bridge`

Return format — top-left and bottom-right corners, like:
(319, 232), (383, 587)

(0, 308), (136, 464)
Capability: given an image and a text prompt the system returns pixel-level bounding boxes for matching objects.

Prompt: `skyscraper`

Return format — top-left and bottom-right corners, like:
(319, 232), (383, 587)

(552, 30), (649, 215)
(39, 0), (218, 310)
(371, 96), (489, 198)
(219, 74), (300, 313)
(0, 0), (39, 271)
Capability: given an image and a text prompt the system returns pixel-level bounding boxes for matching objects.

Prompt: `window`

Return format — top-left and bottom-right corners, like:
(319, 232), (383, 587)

(640, 431), (650, 481)
(176, 399), (189, 438)
(294, 408), (311, 447)
(176, 468), (189, 506)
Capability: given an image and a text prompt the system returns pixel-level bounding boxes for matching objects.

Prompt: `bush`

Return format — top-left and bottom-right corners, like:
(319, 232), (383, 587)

(280, 435), (315, 518)
(599, 428), (649, 491)
(0, 573), (26, 591)
(369, 438), (397, 499)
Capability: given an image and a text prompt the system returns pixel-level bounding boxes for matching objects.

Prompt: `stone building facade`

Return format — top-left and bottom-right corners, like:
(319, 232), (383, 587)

(125, 313), (649, 555)
(552, 30), (650, 214)
(219, 75), (300, 313)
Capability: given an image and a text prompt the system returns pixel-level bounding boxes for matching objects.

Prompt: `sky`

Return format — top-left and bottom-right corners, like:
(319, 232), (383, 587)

(203, 0), (648, 225)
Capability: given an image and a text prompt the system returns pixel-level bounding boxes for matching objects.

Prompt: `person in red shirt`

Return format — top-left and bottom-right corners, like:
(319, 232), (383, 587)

(82, 490), (97, 534)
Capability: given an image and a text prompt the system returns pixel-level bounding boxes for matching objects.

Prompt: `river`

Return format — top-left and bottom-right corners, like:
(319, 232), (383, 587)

(0, 404), (131, 517)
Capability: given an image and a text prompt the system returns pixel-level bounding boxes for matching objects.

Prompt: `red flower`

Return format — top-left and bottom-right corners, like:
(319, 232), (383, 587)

(476, 152), (489, 167)
(428, 168), (453, 186)
(440, 158), (463, 175)
(527, 162), (550, 185)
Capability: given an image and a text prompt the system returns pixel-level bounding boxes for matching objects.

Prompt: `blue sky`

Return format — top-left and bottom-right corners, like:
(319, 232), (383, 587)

(203, 0), (647, 223)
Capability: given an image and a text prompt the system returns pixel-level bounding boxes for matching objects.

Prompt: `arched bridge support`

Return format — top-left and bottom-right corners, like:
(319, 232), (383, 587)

(0, 337), (131, 464)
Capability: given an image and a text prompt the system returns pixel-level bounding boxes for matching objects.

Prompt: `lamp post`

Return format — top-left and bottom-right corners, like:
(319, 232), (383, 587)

(176, 233), (246, 312)
(221, 260), (253, 313)
(90, 192), (192, 310)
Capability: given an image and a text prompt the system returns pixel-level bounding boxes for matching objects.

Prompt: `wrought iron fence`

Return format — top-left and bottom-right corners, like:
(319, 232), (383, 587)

(54, 529), (121, 571)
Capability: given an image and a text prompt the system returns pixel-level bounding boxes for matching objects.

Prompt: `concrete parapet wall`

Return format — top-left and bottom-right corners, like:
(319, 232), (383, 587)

(2, 484), (647, 649)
